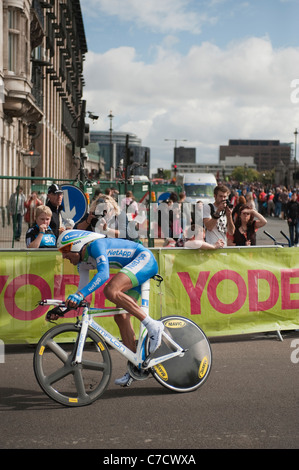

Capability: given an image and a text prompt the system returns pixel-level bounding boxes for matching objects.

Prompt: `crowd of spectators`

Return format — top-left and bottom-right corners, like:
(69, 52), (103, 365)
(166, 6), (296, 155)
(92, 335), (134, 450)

(227, 182), (293, 220)
(227, 182), (299, 246)
(9, 180), (299, 250)
(162, 181), (299, 248)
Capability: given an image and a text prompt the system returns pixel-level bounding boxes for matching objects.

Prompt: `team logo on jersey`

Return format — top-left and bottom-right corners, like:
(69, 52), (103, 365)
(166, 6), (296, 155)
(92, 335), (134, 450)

(106, 249), (135, 258)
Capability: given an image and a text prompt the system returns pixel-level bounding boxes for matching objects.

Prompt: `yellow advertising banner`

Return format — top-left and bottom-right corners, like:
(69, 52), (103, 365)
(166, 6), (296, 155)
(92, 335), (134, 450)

(0, 247), (298, 343)
(0, 250), (136, 344)
(157, 247), (299, 336)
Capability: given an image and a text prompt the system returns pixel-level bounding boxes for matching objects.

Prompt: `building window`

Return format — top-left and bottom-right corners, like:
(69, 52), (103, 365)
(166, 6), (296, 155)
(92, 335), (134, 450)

(8, 9), (20, 73)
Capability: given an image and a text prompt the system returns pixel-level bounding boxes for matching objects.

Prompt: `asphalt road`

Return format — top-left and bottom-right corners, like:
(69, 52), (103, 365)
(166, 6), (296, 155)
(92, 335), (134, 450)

(255, 215), (292, 246)
(0, 330), (298, 451)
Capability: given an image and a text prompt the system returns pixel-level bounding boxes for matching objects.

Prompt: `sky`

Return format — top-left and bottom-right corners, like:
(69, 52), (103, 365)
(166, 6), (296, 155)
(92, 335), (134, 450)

(80, 0), (299, 174)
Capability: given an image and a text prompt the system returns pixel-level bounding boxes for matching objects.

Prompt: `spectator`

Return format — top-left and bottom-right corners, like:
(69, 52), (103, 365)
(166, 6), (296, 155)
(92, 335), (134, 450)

(178, 192), (186, 203)
(192, 200), (203, 228)
(121, 191), (139, 221)
(203, 185), (235, 247)
(8, 185), (26, 241)
(232, 195), (246, 222)
(169, 192), (182, 239)
(267, 191), (275, 217)
(258, 188), (267, 215)
(249, 186), (258, 209)
(157, 193), (182, 241)
(105, 186), (119, 201)
(245, 192), (255, 210)
(62, 218), (75, 230)
(76, 194), (120, 234)
(230, 190), (238, 208)
(46, 184), (64, 239)
(94, 195), (125, 238)
(104, 187), (113, 197)
(182, 224), (224, 250)
(157, 198), (172, 239)
(164, 224), (224, 249)
(38, 191), (47, 204)
(240, 187), (247, 199)
(24, 191), (42, 228)
(76, 193), (139, 241)
(273, 187), (282, 218)
(227, 204), (267, 246)
(178, 192), (189, 232)
(280, 187), (290, 220)
(91, 187), (102, 202)
(286, 192), (299, 246)
(26, 205), (56, 248)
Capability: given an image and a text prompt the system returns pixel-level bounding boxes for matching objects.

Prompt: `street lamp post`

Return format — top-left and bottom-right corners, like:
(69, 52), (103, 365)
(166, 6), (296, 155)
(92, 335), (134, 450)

(108, 111), (114, 180)
(294, 128), (298, 189)
(71, 101), (99, 189)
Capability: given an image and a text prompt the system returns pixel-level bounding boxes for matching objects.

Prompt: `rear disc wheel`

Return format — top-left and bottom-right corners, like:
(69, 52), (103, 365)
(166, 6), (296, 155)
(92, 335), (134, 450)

(148, 316), (212, 393)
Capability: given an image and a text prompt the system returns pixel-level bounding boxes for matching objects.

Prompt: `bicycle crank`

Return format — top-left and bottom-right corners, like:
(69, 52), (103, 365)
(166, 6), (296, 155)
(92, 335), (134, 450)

(127, 362), (150, 381)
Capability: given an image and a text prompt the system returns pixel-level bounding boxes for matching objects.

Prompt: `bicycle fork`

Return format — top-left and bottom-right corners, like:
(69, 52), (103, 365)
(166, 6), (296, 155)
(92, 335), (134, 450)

(72, 309), (90, 365)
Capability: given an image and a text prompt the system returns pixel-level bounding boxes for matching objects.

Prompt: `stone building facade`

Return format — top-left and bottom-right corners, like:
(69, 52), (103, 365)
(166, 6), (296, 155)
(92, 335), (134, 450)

(219, 139), (291, 172)
(0, 0), (87, 203)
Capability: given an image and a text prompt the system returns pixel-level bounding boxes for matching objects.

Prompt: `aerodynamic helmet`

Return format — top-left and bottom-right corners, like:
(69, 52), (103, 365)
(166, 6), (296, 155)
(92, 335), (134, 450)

(57, 229), (105, 254)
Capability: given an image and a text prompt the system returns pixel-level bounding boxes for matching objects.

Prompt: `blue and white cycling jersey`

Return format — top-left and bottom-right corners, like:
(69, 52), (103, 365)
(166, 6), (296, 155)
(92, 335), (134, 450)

(77, 238), (158, 299)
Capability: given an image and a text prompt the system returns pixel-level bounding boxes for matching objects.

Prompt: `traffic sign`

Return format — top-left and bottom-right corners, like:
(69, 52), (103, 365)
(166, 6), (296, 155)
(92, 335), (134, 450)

(157, 192), (171, 204)
(61, 185), (87, 224)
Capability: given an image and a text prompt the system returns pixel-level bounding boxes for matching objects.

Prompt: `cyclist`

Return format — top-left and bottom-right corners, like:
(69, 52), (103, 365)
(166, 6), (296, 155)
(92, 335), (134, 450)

(55, 229), (164, 386)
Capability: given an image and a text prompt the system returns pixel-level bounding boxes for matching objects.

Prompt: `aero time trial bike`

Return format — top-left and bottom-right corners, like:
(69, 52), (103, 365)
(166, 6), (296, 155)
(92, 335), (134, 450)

(33, 275), (212, 407)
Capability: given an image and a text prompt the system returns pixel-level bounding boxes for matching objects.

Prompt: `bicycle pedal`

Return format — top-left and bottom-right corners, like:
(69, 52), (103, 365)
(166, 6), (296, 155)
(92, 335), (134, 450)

(122, 376), (134, 387)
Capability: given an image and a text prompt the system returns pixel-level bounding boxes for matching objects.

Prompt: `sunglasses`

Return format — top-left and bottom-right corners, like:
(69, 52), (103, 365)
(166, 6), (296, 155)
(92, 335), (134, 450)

(58, 243), (73, 254)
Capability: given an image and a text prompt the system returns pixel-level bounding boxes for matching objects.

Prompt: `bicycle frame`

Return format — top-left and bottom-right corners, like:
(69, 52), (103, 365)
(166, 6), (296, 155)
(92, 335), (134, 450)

(42, 279), (185, 371)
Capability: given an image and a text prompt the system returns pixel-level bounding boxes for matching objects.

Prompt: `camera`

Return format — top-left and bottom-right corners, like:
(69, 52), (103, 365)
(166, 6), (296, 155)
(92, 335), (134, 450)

(89, 208), (106, 228)
(94, 209), (107, 218)
(94, 198), (107, 218)
(225, 199), (233, 209)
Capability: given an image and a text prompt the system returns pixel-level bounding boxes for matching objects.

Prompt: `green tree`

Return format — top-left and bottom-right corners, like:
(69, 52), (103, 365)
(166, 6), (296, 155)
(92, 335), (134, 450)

(231, 166), (260, 183)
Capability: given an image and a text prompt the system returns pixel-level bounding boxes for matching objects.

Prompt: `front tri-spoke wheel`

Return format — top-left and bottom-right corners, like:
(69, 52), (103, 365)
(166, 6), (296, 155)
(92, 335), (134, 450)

(33, 323), (112, 407)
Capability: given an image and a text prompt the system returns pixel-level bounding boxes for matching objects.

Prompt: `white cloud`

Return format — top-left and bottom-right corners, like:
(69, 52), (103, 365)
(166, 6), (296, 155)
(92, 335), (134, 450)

(84, 36), (299, 172)
(83, 0), (213, 34)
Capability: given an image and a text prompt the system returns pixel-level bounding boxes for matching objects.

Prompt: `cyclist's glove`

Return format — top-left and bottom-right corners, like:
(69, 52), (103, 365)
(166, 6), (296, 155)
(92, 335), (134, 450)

(66, 292), (84, 308)
(46, 305), (69, 322)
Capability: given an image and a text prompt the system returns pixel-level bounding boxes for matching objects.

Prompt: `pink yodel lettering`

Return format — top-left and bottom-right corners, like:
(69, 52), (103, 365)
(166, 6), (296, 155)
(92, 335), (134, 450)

(0, 276), (9, 296)
(248, 270), (279, 311)
(177, 271), (210, 315)
(281, 268), (299, 310)
(4, 274), (51, 321)
(207, 270), (247, 314)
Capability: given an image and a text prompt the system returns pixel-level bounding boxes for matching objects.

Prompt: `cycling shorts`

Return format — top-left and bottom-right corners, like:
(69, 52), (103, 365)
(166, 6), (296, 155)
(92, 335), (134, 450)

(120, 247), (158, 293)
